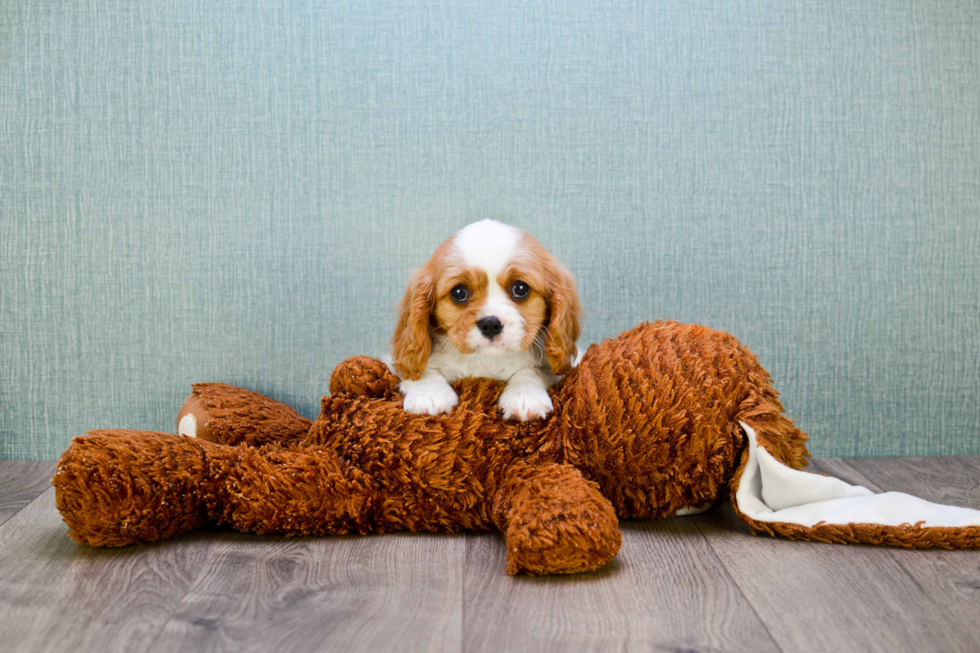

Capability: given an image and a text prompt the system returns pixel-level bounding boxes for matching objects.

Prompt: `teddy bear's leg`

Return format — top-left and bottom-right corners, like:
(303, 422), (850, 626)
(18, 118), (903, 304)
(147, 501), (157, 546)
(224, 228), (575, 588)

(204, 438), (377, 537)
(177, 383), (313, 447)
(329, 356), (402, 399)
(492, 461), (622, 575)
(54, 430), (215, 546)
(54, 430), (379, 547)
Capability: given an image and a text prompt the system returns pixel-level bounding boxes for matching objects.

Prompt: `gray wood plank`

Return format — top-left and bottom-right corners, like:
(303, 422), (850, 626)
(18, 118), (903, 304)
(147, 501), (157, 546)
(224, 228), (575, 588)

(0, 488), (215, 653)
(955, 455), (980, 480)
(3, 455), (977, 653)
(463, 518), (780, 653)
(839, 455), (980, 652)
(150, 531), (464, 653)
(843, 455), (980, 512)
(807, 457), (882, 490)
(0, 461), (56, 527)
(692, 456), (980, 653)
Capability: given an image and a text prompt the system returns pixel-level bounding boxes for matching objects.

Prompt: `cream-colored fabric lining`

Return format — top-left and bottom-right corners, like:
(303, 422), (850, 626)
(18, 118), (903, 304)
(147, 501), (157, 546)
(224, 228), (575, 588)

(735, 422), (980, 528)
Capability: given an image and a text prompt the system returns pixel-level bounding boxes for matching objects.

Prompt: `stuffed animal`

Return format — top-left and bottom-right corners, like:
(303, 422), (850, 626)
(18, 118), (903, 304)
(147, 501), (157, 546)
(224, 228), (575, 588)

(52, 321), (980, 575)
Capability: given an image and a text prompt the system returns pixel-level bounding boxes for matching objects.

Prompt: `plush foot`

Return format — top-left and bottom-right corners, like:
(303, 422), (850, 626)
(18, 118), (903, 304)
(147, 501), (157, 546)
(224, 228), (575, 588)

(494, 462), (622, 575)
(53, 430), (214, 546)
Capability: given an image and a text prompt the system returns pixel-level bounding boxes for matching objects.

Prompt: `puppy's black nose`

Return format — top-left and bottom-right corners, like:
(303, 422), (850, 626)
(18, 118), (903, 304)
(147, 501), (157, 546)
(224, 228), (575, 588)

(477, 316), (503, 340)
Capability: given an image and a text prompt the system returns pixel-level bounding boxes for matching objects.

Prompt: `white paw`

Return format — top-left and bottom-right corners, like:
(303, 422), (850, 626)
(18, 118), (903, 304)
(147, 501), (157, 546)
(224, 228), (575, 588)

(402, 382), (459, 416)
(498, 384), (553, 421)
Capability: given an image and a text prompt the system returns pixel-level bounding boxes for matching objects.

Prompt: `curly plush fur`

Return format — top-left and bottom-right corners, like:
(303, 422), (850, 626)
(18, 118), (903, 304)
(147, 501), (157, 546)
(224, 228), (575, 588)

(53, 321), (833, 575)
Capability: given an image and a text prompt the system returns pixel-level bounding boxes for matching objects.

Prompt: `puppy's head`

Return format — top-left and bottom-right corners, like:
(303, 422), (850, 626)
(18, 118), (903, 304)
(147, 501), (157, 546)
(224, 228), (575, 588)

(390, 220), (582, 380)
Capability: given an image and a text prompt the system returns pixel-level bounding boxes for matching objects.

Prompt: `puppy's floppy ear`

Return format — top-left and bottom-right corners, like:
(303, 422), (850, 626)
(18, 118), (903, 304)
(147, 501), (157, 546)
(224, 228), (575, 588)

(543, 257), (583, 376)
(390, 264), (436, 381)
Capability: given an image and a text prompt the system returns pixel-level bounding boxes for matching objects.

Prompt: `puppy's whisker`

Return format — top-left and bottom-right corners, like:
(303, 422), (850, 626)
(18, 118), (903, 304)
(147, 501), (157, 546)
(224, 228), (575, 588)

(531, 332), (548, 365)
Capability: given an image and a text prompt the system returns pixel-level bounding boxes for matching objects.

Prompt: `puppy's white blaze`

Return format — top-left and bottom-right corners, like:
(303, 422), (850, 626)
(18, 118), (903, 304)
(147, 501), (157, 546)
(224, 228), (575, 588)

(454, 220), (528, 352)
(452, 220), (522, 276)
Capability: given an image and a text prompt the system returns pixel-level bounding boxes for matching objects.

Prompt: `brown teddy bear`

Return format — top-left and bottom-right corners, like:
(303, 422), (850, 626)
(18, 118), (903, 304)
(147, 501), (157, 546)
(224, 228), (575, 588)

(52, 321), (980, 575)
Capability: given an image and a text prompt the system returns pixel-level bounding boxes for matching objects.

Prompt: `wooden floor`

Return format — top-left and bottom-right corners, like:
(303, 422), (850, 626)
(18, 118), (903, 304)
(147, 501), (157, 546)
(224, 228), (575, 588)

(1, 457), (979, 653)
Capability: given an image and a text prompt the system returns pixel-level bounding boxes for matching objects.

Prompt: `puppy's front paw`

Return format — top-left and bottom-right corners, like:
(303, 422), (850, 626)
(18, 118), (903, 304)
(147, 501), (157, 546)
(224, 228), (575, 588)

(402, 382), (459, 416)
(498, 384), (553, 421)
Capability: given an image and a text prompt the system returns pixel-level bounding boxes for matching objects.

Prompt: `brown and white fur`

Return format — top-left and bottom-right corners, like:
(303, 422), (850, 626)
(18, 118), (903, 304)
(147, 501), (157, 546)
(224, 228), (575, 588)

(389, 220), (582, 421)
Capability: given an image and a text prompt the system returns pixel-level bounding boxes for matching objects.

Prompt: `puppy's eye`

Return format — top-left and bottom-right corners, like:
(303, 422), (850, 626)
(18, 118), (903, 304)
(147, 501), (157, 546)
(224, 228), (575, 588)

(450, 284), (469, 303)
(510, 281), (530, 300)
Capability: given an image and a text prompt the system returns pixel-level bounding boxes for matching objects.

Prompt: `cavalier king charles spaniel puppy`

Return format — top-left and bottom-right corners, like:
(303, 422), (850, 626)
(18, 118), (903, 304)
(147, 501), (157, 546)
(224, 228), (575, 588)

(389, 220), (582, 421)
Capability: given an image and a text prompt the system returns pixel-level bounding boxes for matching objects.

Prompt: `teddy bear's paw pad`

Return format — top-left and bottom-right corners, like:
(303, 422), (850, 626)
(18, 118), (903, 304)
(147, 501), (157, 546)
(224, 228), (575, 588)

(178, 413), (197, 437)
(176, 393), (215, 441)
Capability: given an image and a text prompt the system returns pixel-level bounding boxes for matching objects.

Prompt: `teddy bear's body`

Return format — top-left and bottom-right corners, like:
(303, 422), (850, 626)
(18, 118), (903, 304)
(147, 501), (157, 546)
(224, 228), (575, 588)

(54, 321), (819, 574)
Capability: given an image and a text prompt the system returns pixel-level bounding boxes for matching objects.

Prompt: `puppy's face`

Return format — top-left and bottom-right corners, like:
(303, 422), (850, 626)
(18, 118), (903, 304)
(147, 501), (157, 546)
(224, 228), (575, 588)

(391, 220), (581, 380)
(431, 233), (549, 357)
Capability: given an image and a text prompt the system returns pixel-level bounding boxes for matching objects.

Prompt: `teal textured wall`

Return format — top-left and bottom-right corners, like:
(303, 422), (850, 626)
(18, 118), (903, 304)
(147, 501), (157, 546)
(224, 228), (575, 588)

(2, 1), (978, 460)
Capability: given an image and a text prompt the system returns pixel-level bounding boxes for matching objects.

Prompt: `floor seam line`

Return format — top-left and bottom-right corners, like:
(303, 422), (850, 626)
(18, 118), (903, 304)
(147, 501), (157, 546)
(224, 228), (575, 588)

(0, 462), (59, 530)
(690, 511), (787, 653)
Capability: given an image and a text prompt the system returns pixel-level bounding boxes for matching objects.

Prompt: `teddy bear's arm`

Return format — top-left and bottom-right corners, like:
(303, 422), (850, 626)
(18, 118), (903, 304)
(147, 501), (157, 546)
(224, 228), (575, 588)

(175, 356), (402, 449)
(177, 383), (313, 447)
(491, 461), (622, 575)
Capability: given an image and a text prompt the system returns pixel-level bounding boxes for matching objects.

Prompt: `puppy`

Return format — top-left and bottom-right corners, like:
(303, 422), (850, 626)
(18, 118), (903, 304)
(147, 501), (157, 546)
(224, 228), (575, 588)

(390, 220), (582, 421)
